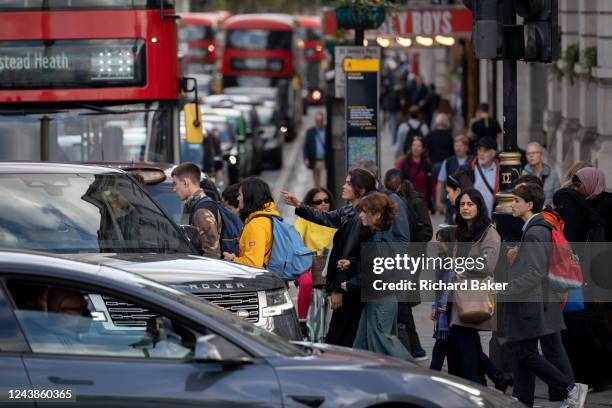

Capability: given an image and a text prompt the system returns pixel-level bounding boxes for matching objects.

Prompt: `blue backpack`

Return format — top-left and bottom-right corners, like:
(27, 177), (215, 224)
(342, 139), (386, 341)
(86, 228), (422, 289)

(190, 197), (243, 255)
(250, 214), (313, 281)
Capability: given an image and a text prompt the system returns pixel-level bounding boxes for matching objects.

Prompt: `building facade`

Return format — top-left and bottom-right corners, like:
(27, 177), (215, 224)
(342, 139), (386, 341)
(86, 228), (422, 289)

(483, 0), (611, 179)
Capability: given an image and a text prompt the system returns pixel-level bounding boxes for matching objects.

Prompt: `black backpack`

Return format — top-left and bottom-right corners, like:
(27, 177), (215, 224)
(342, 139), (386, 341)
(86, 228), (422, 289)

(398, 189), (432, 243)
(402, 122), (425, 154)
(188, 196), (243, 255)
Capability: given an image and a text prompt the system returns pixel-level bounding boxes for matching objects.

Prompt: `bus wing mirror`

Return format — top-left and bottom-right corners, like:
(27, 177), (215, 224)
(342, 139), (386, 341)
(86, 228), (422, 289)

(184, 103), (204, 145)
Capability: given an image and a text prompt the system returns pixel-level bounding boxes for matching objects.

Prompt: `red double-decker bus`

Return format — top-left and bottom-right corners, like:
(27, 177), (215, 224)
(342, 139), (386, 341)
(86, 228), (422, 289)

(222, 13), (303, 140)
(178, 11), (229, 74)
(297, 15), (324, 105)
(0, 0), (192, 164)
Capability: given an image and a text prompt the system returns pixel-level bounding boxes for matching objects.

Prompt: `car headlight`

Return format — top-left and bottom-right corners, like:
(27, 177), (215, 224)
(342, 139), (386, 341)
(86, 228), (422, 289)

(262, 288), (293, 317)
(311, 90), (322, 101)
(228, 155), (238, 165)
(280, 126), (288, 133)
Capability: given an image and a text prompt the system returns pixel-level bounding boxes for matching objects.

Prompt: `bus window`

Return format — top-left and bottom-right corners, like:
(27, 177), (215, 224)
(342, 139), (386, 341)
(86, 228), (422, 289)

(227, 30), (292, 50)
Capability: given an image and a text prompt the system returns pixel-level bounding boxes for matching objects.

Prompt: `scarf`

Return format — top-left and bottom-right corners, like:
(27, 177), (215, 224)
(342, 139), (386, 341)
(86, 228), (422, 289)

(577, 167), (606, 200)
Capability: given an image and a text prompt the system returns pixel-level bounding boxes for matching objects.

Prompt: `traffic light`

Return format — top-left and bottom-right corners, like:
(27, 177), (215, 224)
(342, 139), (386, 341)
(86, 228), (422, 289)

(462, 0), (559, 63)
(464, 0), (504, 59)
(514, 0), (560, 63)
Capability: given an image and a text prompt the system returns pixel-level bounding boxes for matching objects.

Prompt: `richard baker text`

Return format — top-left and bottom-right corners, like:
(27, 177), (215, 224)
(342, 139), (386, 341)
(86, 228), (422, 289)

(372, 279), (507, 292)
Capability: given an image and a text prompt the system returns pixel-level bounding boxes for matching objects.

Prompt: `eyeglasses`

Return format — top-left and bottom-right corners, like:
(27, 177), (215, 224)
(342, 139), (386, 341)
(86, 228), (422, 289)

(312, 198), (330, 205)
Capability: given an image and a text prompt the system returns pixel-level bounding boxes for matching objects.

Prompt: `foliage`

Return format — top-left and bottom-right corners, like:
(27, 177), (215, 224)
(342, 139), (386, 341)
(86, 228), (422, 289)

(581, 46), (598, 81)
(563, 43), (579, 85)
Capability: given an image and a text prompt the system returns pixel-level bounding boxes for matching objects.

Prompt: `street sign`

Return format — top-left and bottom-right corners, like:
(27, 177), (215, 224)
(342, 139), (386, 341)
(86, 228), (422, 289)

(345, 57), (380, 173)
(334, 46), (380, 98)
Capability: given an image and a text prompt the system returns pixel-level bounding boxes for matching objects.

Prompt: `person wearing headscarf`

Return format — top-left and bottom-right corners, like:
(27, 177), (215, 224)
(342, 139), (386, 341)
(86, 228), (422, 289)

(575, 167), (612, 240)
(559, 166), (612, 392)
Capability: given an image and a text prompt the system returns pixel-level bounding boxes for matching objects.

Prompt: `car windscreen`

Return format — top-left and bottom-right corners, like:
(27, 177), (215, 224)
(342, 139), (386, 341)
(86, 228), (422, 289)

(203, 121), (230, 144)
(0, 173), (192, 254)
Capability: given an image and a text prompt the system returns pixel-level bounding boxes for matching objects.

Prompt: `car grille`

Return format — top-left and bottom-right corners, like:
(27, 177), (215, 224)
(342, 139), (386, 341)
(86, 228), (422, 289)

(102, 295), (158, 327)
(195, 291), (260, 323)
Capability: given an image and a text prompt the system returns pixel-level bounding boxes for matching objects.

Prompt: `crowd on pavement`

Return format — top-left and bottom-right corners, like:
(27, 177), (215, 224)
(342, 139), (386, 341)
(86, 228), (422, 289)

(168, 68), (612, 408)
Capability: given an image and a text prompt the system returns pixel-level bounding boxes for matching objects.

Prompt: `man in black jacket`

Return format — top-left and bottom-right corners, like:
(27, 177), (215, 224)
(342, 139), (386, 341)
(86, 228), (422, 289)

(503, 183), (588, 408)
(303, 112), (327, 188)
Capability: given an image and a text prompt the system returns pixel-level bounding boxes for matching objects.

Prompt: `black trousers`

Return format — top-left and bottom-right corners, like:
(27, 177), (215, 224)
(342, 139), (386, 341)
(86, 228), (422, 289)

(510, 332), (573, 407)
(430, 338), (449, 371)
(325, 289), (363, 347)
(449, 325), (502, 385)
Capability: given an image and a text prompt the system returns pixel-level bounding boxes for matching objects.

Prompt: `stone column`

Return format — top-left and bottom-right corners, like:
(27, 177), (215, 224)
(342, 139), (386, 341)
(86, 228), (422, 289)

(591, 0), (612, 178)
(517, 62), (548, 149)
(553, 0), (581, 176)
(574, 0), (599, 165)
(543, 69), (562, 151)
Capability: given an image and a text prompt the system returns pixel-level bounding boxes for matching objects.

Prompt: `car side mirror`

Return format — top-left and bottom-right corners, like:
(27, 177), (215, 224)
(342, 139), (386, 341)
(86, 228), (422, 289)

(179, 224), (198, 245)
(194, 335), (223, 362)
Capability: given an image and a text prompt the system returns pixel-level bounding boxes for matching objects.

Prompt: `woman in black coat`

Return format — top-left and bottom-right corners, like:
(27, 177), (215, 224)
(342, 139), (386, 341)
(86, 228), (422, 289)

(283, 168), (377, 347)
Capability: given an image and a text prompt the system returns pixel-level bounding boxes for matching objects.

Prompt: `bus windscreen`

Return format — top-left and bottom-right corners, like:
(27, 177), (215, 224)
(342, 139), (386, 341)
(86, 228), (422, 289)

(227, 30), (292, 50)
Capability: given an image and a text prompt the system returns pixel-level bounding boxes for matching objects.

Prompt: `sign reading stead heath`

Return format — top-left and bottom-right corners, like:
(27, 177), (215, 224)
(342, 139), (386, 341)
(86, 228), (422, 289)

(0, 39), (146, 90)
(344, 57), (380, 172)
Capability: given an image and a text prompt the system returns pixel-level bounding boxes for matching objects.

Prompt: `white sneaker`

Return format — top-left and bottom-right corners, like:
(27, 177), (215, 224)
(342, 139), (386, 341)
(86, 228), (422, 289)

(560, 383), (588, 408)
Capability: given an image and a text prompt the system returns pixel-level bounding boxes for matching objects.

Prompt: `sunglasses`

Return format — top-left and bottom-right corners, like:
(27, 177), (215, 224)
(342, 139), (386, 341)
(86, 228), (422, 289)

(312, 198), (330, 205)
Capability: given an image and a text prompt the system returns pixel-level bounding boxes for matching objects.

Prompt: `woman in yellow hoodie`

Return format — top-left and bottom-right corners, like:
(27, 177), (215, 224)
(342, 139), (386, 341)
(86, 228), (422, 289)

(223, 177), (279, 268)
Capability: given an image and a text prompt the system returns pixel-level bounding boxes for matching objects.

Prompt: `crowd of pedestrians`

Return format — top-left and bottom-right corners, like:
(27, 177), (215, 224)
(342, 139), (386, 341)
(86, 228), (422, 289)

(170, 82), (611, 408)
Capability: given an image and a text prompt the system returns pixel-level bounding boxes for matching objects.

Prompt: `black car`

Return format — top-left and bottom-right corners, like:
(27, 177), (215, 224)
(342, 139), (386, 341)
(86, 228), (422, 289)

(0, 250), (522, 408)
(0, 162), (299, 340)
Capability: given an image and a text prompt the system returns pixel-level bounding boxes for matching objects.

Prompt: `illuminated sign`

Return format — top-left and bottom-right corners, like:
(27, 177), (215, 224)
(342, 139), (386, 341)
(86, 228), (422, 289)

(0, 39), (146, 90)
(230, 58), (284, 72)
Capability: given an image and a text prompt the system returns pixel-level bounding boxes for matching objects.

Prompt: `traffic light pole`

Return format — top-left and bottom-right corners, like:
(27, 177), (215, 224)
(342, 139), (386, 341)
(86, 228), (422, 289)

(494, 1), (523, 241)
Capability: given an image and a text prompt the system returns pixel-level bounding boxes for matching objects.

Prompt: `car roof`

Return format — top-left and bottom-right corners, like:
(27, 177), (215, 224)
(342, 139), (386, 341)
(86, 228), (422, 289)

(205, 94), (253, 104)
(0, 162), (123, 175)
(83, 162), (175, 172)
(202, 114), (229, 123)
(224, 87), (277, 97)
(0, 250), (104, 276)
(202, 107), (243, 117)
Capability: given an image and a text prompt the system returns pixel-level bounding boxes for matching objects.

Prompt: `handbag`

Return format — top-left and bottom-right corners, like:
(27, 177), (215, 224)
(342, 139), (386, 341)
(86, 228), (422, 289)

(311, 255), (328, 287)
(454, 278), (495, 324)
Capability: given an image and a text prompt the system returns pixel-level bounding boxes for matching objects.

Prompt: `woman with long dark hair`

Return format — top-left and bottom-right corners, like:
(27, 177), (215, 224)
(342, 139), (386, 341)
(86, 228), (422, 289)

(283, 168), (377, 346)
(294, 188), (337, 327)
(338, 192), (414, 361)
(223, 177), (278, 269)
(449, 188), (508, 389)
